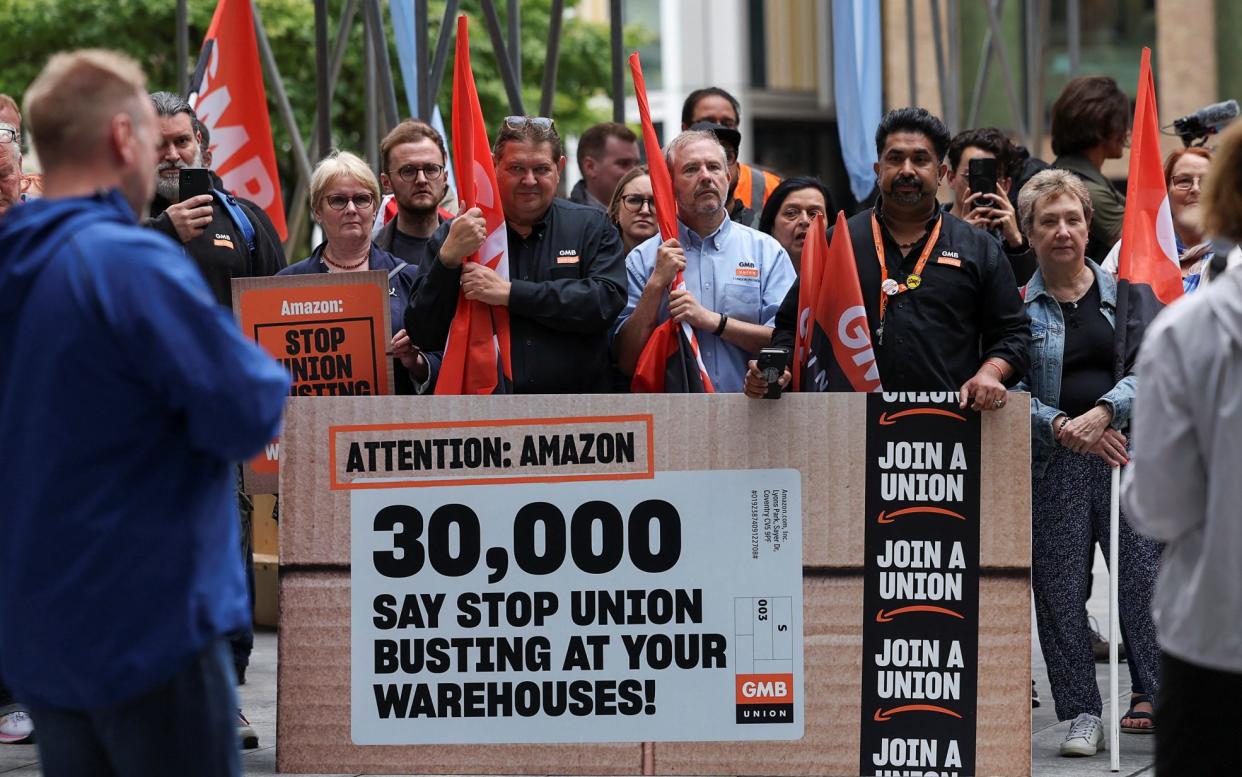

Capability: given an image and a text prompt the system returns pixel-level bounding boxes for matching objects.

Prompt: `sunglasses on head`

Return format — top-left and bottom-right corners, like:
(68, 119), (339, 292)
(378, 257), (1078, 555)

(504, 116), (555, 131)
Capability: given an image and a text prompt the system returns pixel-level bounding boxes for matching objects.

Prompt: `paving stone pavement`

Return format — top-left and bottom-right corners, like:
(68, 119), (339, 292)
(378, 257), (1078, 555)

(0, 551), (1156, 776)
(1028, 550), (1156, 777)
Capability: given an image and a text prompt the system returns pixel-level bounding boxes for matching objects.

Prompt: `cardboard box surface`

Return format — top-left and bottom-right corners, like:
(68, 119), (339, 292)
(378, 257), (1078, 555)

(278, 394), (1032, 775)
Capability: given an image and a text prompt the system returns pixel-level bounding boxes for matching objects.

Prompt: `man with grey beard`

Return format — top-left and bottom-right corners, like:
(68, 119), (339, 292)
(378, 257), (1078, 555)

(612, 130), (795, 392)
(146, 91), (284, 305)
(144, 91), (285, 750)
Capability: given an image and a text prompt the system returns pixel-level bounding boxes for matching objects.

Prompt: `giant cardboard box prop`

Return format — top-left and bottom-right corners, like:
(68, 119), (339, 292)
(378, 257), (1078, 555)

(278, 393), (1031, 776)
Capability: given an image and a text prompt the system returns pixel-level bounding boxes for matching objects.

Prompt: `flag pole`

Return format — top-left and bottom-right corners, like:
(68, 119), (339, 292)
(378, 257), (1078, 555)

(1108, 77), (1135, 770)
(1109, 464), (1121, 771)
(1108, 45), (1182, 768)
(1110, 236), (1127, 774)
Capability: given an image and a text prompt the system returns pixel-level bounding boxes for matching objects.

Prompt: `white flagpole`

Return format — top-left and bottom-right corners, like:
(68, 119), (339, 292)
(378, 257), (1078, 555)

(1109, 465), (1122, 771)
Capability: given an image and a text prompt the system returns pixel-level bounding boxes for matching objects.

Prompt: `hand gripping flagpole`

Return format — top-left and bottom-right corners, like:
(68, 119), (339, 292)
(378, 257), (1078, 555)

(627, 51), (714, 393)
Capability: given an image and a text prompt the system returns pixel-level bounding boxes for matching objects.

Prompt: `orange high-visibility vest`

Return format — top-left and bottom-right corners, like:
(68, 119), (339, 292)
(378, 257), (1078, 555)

(736, 162), (781, 214)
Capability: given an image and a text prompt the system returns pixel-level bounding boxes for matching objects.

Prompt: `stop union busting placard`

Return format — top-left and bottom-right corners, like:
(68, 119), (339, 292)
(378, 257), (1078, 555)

(349, 469), (804, 744)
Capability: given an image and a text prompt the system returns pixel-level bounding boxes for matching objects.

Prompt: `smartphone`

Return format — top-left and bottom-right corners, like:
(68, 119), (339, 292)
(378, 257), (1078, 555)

(967, 157), (998, 209)
(756, 346), (790, 400)
(179, 167), (213, 202)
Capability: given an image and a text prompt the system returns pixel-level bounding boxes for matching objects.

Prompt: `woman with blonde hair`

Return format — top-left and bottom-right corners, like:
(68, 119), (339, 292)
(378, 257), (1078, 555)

(280, 150), (436, 392)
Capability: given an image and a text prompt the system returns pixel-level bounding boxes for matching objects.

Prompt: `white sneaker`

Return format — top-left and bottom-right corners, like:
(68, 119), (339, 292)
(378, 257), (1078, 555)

(1060, 712), (1105, 757)
(0, 710), (34, 744)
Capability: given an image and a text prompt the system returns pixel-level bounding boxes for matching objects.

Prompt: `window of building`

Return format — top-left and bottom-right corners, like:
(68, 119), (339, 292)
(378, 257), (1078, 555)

(624, 0), (663, 90)
(1043, 0), (1155, 108)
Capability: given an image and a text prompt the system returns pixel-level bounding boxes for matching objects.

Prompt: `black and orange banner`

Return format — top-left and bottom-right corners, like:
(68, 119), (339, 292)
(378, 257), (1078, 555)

(860, 392), (980, 775)
(232, 272), (393, 493)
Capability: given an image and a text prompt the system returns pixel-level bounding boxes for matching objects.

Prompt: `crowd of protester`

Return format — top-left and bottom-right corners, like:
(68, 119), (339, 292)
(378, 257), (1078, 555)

(1, 48), (1240, 776)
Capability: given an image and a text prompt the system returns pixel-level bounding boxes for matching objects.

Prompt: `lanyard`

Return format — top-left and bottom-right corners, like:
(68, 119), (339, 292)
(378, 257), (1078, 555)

(870, 211), (943, 327)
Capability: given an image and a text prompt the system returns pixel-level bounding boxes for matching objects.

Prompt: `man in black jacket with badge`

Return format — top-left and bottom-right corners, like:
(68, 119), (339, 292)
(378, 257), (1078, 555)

(406, 117), (626, 393)
(143, 91), (284, 748)
(755, 107), (1029, 406)
(146, 92), (284, 306)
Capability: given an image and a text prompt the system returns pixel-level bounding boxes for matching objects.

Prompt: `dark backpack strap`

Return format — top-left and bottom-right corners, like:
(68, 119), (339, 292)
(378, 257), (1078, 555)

(213, 189), (258, 274)
(387, 260), (408, 281)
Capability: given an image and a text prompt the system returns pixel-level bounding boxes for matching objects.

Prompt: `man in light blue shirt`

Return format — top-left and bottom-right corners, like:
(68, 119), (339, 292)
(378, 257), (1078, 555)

(613, 130), (796, 392)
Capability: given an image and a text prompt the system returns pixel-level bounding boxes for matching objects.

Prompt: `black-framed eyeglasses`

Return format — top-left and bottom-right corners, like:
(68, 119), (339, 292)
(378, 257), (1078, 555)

(0, 127), (18, 145)
(325, 193), (376, 211)
(620, 194), (655, 213)
(504, 116), (555, 131)
(391, 163), (445, 182)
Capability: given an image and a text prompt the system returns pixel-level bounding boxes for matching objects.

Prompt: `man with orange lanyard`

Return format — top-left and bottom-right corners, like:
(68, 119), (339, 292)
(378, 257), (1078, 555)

(758, 107), (1029, 404)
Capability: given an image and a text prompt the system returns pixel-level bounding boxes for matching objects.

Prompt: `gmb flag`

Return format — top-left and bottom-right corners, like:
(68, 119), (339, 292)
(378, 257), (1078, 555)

(435, 15), (513, 395)
(188, 0), (287, 239)
(800, 211), (882, 392)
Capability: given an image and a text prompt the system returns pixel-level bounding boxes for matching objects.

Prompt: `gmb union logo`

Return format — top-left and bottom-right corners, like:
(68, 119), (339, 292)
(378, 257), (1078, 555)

(735, 673), (794, 723)
(735, 260), (759, 279)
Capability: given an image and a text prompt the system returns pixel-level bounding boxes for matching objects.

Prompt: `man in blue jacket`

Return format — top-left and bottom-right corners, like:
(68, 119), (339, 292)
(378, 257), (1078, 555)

(0, 50), (289, 776)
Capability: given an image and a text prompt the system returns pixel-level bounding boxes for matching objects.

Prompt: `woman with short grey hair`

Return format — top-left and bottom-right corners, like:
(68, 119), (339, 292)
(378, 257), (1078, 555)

(1015, 168), (1162, 756)
(1016, 169), (1094, 239)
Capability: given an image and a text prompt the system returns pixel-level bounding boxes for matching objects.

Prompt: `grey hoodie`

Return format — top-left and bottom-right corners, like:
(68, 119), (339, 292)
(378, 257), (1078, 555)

(1123, 264), (1242, 672)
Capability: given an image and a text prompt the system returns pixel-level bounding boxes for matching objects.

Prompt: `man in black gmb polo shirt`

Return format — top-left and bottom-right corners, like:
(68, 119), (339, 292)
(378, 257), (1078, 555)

(406, 116), (626, 393)
(759, 107), (1030, 407)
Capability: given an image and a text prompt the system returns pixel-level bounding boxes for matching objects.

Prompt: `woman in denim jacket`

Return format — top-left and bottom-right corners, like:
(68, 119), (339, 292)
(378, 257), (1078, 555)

(1014, 170), (1162, 757)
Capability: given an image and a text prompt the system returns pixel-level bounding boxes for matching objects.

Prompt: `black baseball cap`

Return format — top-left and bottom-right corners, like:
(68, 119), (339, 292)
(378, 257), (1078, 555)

(688, 121), (741, 155)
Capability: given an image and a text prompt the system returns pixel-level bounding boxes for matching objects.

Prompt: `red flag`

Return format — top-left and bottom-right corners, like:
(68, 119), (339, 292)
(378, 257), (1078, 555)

(188, 0), (287, 239)
(1114, 47), (1182, 380)
(802, 211), (882, 392)
(628, 52), (714, 393)
(791, 215), (822, 391)
(435, 15), (513, 395)
(629, 53), (677, 242)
